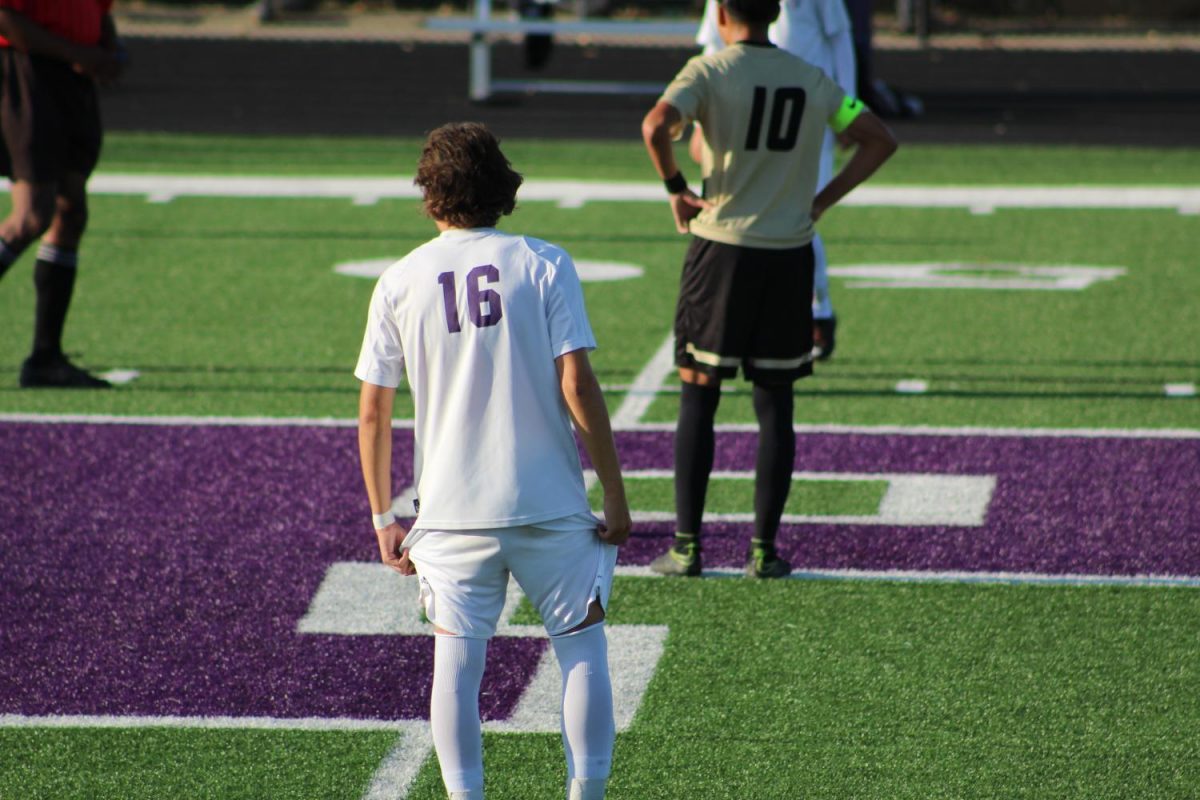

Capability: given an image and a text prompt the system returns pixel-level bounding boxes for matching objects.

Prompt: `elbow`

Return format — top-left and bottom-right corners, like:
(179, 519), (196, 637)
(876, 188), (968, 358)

(640, 119), (658, 149)
(641, 115), (669, 151)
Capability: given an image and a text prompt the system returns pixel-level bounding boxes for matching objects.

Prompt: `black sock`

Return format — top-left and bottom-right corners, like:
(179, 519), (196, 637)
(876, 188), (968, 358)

(674, 381), (721, 547)
(31, 255), (78, 363)
(752, 382), (795, 553)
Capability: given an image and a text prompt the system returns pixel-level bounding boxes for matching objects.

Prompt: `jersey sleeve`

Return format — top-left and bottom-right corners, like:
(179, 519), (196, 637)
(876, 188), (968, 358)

(354, 278), (406, 388)
(659, 57), (709, 139)
(542, 250), (597, 358)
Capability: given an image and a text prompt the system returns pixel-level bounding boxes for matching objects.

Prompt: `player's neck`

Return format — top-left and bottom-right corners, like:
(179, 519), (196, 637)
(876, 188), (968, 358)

(725, 25), (770, 45)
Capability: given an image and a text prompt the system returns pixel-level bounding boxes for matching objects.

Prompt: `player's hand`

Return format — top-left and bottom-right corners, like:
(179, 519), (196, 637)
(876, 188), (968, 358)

(72, 46), (122, 82)
(375, 521), (415, 576)
(597, 492), (632, 546)
(669, 190), (713, 234)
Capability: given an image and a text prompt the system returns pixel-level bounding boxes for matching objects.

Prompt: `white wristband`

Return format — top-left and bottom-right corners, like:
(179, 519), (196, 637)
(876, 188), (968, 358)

(372, 510), (396, 530)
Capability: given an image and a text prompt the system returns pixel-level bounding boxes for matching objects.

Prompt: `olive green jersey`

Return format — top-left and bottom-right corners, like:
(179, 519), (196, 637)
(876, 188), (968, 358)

(661, 42), (857, 250)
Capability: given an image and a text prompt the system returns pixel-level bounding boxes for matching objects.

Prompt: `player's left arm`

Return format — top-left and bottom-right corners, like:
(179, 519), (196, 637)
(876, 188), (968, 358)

(812, 100), (898, 221)
(641, 101), (713, 234)
(358, 381), (413, 576)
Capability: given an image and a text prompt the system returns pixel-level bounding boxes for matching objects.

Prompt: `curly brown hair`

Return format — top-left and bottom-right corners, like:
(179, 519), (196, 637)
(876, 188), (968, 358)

(414, 123), (524, 229)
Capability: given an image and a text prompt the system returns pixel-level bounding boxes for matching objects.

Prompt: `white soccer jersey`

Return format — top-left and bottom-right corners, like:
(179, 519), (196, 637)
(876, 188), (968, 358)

(355, 227), (597, 530)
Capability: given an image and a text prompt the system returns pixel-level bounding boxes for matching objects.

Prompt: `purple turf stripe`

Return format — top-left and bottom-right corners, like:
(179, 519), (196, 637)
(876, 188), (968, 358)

(0, 423), (542, 721)
(611, 431), (1200, 576)
(1, 422), (1197, 721)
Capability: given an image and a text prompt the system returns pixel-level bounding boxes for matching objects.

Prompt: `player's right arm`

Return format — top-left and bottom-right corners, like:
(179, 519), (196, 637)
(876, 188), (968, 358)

(642, 100), (713, 234)
(556, 349), (631, 546)
(0, 9), (119, 78)
(358, 380), (414, 576)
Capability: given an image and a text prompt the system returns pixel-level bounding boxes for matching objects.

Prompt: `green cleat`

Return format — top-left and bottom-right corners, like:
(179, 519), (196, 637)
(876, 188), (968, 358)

(649, 543), (702, 577)
(745, 546), (792, 579)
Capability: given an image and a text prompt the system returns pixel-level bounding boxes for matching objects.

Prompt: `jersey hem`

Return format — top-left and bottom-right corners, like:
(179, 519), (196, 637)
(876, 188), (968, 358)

(410, 502), (594, 532)
(353, 367), (402, 389)
(689, 226), (814, 250)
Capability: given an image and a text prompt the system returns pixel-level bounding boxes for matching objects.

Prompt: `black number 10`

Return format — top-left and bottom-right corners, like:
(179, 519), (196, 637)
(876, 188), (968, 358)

(744, 86), (807, 152)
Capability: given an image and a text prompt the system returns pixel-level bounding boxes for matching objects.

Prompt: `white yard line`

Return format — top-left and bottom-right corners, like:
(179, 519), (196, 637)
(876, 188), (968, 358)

(610, 333), (676, 428)
(614, 565), (1200, 588)
(65, 174), (1200, 214)
(3, 412), (1198, 438)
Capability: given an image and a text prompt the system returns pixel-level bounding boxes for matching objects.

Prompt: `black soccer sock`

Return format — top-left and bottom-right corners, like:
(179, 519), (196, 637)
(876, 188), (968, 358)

(30, 244), (79, 364)
(751, 382), (796, 553)
(674, 381), (722, 546)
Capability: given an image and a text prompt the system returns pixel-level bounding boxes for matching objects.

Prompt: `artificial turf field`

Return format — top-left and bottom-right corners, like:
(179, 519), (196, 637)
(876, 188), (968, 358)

(1, 134), (1198, 799)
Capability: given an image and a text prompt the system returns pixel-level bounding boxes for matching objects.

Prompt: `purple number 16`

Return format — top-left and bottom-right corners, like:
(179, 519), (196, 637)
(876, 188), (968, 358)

(437, 265), (504, 334)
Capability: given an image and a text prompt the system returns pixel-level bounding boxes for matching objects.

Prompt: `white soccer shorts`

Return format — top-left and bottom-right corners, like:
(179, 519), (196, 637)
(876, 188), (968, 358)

(406, 521), (618, 639)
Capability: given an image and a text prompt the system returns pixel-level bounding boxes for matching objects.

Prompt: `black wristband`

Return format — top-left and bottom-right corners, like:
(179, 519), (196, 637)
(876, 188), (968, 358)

(664, 171), (688, 194)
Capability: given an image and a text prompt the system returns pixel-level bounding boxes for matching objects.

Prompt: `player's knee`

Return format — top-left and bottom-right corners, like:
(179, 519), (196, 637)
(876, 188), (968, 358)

(53, 198), (89, 239)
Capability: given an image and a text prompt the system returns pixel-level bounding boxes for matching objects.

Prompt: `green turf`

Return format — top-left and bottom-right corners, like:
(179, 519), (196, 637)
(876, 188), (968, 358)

(2, 135), (1197, 800)
(589, 475), (888, 517)
(0, 727), (397, 800)
(100, 133), (1200, 185)
(3, 188), (1196, 427)
(7, 578), (1196, 799)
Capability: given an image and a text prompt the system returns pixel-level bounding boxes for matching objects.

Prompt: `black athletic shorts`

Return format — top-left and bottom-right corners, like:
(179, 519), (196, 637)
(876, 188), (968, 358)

(674, 236), (816, 383)
(0, 49), (103, 182)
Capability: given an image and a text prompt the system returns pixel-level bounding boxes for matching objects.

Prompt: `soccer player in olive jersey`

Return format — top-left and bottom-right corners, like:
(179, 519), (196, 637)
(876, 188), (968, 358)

(0, 0), (124, 387)
(641, 0), (896, 578)
(356, 123), (630, 800)
(696, 0), (857, 358)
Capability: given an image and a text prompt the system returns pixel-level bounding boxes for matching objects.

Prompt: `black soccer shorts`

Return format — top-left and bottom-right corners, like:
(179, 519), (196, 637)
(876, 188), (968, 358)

(0, 50), (103, 182)
(674, 236), (815, 383)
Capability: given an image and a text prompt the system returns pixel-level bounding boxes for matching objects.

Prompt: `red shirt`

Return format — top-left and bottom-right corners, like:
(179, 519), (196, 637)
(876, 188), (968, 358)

(0, 0), (113, 48)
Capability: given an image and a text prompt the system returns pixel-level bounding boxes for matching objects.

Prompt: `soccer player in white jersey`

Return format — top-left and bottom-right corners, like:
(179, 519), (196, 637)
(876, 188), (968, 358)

(356, 122), (631, 800)
(642, 0), (895, 578)
(695, 0), (856, 358)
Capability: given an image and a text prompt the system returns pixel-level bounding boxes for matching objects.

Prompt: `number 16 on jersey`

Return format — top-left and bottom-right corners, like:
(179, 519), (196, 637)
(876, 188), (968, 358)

(437, 265), (504, 333)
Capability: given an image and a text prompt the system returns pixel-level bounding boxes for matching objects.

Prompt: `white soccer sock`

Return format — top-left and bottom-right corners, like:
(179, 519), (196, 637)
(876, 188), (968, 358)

(431, 634), (488, 796)
(811, 232), (834, 320)
(551, 623), (615, 786)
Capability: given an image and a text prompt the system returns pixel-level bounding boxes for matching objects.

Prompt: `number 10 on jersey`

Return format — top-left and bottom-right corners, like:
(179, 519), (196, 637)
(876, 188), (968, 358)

(438, 265), (504, 333)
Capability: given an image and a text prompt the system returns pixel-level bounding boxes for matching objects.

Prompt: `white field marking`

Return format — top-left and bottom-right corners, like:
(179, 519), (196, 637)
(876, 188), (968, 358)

(895, 379), (929, 394)
(613, 565), (1200, 588)
(302, 559), (668, 800)
(589, 469), (995, 527)
(362, 725), (434, 800)
(298, 561), (667, 733)
(75, 175), (1200, 215)
(3, 413), (1200, 439)
(829, 263), (1127, 291)
(98, 369), (141, 385)
(0, 714), (422, 731)
(1165, 383), (1197, 398)
(335, 257), (643, 282)
(611, 333), (676, 428)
